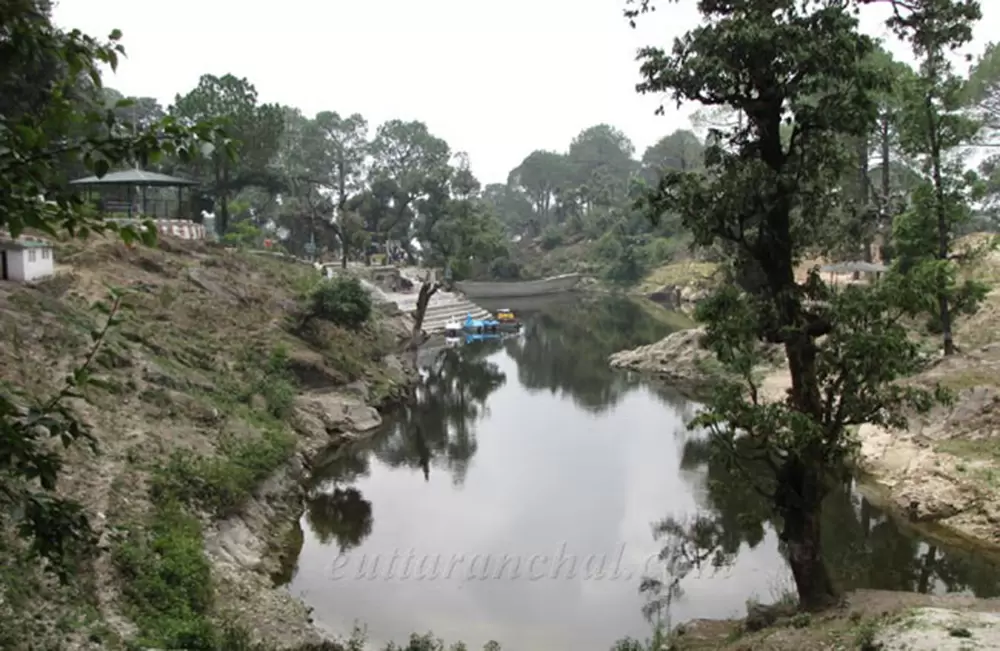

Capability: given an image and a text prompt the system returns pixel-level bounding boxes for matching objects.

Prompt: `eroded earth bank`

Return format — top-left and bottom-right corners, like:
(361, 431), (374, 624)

(0, 237), (418, 650)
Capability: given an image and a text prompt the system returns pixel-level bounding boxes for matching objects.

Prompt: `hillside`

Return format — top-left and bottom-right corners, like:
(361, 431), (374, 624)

(0, 237), (417, 650)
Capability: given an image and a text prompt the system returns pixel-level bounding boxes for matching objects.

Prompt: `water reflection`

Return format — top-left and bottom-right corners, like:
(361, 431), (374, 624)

(373, 340), (507, 486)
(305, 447), (374, 552)
(502, 295), (678, 413)
(289, 294), (1000, 651)
(641, 434), (1000, 621)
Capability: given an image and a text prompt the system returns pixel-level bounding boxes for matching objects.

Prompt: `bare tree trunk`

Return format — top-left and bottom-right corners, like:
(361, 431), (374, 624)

(776, 455), (839, 611)
(880, 115), (892, 264)
(410, 276), (441, 349)
(928, 107), (955, 356)
(856, 136), (870, 278)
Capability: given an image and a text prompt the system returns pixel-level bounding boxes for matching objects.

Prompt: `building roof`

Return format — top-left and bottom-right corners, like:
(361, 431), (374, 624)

(0, 235), (52, 251)
(819, 261), (888, 274)
(69, 169), (199, 187)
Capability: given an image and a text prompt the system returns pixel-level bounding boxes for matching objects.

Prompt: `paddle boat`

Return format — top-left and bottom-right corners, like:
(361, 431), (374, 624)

(495, 308), (522, 332)
(463, 313), (501, 334)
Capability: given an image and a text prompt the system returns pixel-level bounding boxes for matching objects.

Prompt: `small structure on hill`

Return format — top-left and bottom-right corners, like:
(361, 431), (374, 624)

(70, 169), (200, 219)
(0, 235), (55, 282)
(819, 260), (887, 286)
(69, 170), (209, 241)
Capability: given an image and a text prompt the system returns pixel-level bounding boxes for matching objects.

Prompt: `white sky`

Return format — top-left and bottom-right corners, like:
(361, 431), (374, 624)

(52, 0), (998, 186)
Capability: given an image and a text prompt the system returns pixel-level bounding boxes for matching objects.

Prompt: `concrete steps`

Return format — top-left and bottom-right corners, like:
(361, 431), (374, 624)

(373, 267), (497, 335)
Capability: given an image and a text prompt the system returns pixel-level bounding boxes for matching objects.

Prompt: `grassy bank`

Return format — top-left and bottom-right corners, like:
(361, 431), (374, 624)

(0, 237), (416, 650)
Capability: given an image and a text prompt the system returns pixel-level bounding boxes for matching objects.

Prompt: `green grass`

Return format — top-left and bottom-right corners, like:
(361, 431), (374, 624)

(635, 261), (718, 294)
(113, 501), (218, 650)
(151, 427), (296, 517)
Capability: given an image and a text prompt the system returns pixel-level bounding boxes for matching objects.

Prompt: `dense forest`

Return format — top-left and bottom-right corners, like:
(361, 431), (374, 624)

(94, 41), (1000, 285)
(8, 0), (1000, 285)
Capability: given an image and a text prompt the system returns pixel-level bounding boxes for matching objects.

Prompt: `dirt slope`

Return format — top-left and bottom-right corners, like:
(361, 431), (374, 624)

(0, 236), (416, 650)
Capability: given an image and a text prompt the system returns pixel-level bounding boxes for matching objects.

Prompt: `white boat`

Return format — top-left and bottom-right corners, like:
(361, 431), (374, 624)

(443, 322), (462, 341)
(454, 273), (581, 299)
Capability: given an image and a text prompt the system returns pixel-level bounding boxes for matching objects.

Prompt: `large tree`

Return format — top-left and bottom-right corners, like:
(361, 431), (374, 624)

(507, 150), (569, 232)
(566, 123), (637, 208)
(367, 119), (451, 254)
(888, 0), (985, 354)
(641, 129), (705, 181)
(626, 0), (947, 609)
(170, 74), (284, 234)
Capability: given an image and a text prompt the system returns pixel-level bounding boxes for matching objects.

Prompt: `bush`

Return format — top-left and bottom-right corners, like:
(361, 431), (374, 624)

(152, 428), (296, 516)
(539, 227), (563, 251)
(640, 237), (684, 267)
(308, 276), (372, 329)
(114, 501), (217, 650)
(488, 257), (521, 279)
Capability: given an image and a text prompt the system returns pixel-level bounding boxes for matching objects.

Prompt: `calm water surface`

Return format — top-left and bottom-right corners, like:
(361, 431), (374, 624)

(285, 295), (1000, 650)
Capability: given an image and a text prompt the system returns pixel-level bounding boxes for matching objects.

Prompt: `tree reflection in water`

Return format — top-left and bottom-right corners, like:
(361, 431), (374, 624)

(373, 339), (507, 485)
(304, 340), (507, 551)
(641, 433), (1000, 623)
(503, 295), (681, 413)
(305, 444), (374, 552)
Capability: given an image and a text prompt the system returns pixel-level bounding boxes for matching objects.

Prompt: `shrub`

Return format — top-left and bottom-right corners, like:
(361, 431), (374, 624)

(539, 227), (563, 251)
(114, 501), (217, 650)
(488, 257), (521, 279)
(308, 276), (372, 329)
(152, 428), (296, 516)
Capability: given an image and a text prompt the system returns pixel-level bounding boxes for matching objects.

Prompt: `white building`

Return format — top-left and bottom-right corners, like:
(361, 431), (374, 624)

(0, 236), (55, 282)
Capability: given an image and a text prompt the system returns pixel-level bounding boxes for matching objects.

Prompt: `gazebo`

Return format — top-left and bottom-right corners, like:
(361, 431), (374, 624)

(69, 169), (199, 220)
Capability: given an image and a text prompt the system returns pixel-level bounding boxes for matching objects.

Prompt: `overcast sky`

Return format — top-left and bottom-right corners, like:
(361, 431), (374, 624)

(52, 0), (997, 185)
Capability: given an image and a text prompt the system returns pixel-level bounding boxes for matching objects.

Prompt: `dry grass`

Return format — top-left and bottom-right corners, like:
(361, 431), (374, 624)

(0, 235), (411, 650)
(636, 261), (719, 294)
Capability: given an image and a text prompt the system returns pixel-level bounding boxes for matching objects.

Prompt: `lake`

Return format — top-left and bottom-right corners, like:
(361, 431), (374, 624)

(284, 294), (1000, 651)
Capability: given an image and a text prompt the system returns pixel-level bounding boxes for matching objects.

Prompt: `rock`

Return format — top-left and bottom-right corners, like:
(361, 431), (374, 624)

(608, 328), (718, 396)
(292, 391), (382, 440)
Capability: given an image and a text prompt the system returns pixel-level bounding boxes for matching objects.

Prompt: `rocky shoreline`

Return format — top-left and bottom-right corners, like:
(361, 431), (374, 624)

(609, 327), (1000, 552)
(208, 308), (421, 648)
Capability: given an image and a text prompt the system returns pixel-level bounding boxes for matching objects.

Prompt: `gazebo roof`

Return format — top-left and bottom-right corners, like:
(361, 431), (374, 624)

(819, 261), (888, 274)
(69, 169), (198, 187)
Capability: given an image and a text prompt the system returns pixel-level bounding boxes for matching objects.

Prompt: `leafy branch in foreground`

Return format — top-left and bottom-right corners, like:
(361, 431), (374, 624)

(0, 288), (128, 580)
(0, 0), (232, 242)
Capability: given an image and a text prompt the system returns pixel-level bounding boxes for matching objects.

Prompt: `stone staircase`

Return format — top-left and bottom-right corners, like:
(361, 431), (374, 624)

(393, 288), (493, 334)
(394, 269), (494, 334)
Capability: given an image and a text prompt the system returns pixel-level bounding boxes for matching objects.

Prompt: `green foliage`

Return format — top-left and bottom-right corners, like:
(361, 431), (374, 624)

(221, 220), (263, 248)
(114, 501), (217, 650)
(308, 276), (373, 329)
(488, 256), (522, 280)
(216, 344), (300, 419)
(0, 3), (227, 241)
(151, 428), (296, 517)
(170, 73), (284, 235)
(886, 0), (987, 352)
(539, 227), (563, 250)
(625, 0), (970, 610)
(383, 633), (501, 651)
